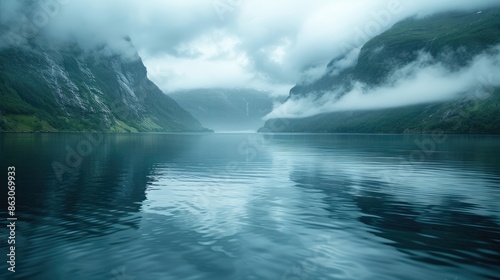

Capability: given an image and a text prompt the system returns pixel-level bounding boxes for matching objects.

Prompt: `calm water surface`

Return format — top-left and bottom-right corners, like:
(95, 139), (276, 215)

(0, 133), (499, 280)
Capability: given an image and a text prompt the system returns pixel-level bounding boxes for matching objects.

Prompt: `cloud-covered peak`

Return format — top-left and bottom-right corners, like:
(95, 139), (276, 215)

(1, 0), (499, 95)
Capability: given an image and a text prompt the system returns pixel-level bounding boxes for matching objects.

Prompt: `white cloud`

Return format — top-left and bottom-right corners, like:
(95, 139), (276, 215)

(265, 46), (500, 119)
(143, 54), (254, 92)
(1, 0), (499, 94)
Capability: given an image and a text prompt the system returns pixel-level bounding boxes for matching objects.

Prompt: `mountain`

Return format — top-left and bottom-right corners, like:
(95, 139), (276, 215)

(0, 36), (209, 132)
(260, 8), (500, 133)
(169, 88), (283, 131)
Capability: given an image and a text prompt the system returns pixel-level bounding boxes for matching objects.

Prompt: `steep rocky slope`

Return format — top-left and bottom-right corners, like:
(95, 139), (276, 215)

(0, 37), (209, 132)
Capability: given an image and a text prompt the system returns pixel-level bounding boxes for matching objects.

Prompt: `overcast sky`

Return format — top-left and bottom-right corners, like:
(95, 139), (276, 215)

(1, 0), (499, 95)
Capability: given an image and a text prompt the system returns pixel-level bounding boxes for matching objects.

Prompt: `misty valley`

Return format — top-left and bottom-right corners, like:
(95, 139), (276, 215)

(1, 1), (500, 280)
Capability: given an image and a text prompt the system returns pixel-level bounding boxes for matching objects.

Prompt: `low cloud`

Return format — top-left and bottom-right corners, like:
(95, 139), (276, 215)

(1, 0), (499, 94)
(265, 46), (500, 119)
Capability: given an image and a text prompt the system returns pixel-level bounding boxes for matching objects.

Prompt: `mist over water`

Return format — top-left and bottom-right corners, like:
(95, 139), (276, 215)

(1, 133), (499, 280)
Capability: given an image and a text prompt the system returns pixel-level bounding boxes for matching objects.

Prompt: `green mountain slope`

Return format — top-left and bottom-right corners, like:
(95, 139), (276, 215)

(260, 89), (500, 133)
(0, 37), (209, 132)
(261, 8), (500, 133)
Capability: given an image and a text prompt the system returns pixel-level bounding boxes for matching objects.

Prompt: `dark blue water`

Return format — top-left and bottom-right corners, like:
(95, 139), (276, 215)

(0, 133), (499, 280)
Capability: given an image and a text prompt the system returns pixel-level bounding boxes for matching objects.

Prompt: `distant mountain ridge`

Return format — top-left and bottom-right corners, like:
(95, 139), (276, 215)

(169, 88), (283, 131)
(0, 36), (209, 132)
(260, 8), (500, 133)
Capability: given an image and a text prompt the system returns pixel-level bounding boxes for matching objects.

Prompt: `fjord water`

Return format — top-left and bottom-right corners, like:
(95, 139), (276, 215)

(0, 133), (499, 280)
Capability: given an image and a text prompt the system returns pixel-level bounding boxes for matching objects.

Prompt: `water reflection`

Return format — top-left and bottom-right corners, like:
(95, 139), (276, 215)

(270, 134), (500, 279)
(0, 133), (498, 279)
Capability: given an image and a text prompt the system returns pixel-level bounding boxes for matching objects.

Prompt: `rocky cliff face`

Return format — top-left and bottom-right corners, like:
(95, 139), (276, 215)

(0, 37), (209, 132)
(260, 8), (500, 134)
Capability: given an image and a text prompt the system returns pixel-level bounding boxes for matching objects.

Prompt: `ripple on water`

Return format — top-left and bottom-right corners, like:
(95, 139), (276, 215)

(1, 134), (500, 280)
